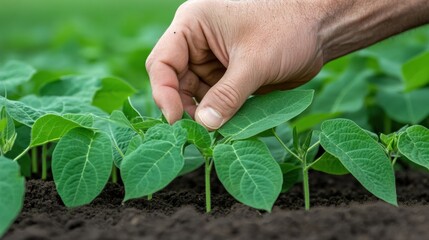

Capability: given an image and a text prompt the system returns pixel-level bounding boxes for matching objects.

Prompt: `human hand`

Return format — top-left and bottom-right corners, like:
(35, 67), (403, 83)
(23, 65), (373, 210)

(146, 0), (324, 130)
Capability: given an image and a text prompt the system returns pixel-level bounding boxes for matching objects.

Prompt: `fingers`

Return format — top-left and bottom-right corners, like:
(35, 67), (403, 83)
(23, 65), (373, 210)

(178, 70), (210, 118)
(146, 25), (189, 124)
(195, 61), (262, 130)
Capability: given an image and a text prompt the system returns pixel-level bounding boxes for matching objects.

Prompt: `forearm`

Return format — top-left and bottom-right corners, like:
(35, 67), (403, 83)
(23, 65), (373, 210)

(319, 0), (429, 63)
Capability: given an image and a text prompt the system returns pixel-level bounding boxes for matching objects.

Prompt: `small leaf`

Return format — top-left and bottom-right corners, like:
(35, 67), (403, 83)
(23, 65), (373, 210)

(213, 139), (283, 211)
(218, 90), (314, 140)
(52, 128), (113, 207)
(320, 119), (397, 205)
(107, 124), (137, 168)
(398, 125), (429, 170)
(31, 114), (94, 146)
(121, 124), (187, 201)
(0, 156), (25, 237)
(175, 119), (212, 150)
(311, 152), (349, 175)
(0, 108), (17, 154)
(123, 97), (141, 120)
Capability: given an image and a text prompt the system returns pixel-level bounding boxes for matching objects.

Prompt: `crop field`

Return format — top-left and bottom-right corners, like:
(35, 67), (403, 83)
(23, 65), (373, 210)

(1, 1), (429, 239)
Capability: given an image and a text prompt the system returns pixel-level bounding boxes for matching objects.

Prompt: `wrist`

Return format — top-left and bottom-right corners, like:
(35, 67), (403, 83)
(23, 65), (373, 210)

(318, 0), (429, 64)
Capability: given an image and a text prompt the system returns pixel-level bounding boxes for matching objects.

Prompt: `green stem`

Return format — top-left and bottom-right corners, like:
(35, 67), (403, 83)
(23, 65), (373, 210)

(147, 194), (153, 200)
(302, 150), (310, 210)
(13, 146), (31, 162)
(304, 154), (323, 171)
(31, 147), (38, 173)
(302, 167), (310, 211)
(391, 155), (399, 166)
(307, 140), (320, 153)
(41, 144), (48, 180)
(272, 129), (301, 162)
(111, 165), (118, 183)
(205, 157), (212, 213)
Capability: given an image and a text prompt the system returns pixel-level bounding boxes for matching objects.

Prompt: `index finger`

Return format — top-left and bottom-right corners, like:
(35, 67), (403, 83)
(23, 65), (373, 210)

(146, 25), (189, 124)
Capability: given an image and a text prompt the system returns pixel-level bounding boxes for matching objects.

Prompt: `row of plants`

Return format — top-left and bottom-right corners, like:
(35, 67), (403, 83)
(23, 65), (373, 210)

(1, 50), (429, 236)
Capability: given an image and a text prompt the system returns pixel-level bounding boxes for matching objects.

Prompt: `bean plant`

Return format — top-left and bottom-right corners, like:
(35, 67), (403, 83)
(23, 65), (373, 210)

(1, 52), (429, 238)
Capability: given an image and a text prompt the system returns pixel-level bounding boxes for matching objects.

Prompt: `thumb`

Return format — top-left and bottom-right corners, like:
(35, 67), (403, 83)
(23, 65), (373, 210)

(195, 64), (261, 130)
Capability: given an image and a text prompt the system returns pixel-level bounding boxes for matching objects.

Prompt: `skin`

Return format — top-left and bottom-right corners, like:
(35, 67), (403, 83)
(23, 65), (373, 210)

(146, 0), (429, 130)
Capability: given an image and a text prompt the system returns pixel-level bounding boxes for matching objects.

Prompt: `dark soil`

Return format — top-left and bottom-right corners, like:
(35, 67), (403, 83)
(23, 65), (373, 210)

(4, 169), (429, 240)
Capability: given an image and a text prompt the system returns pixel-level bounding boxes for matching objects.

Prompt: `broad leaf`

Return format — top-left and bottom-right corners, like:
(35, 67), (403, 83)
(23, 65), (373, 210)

(398, 125), (429, 170)
(40, 75), (101, 102)
(0, 156), (25, 237)
(376, 88), (429, 124)
(52, 128), (113, 207)
(219, 90), (314, 140)
(121, 124), (187, 201)
(93, 77), (136, 113)
(402, 52), (429, 91)
(213, 139), (283, 211)
(31, 114), (94, 146)
(0, 60), (35, 92)
(20, 95), (106, 116)
(0, 96), (46, 126)
(311, 152), (349, 175)
(320, 119), (397, 205)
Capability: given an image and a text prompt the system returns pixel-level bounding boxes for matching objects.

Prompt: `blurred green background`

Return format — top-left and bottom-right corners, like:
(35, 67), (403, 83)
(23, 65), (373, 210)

(0, 0), (183, 89)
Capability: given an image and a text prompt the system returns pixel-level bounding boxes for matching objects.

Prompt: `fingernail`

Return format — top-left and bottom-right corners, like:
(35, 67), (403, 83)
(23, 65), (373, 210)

(161, 109), (170, 124)
(198, 107), (224, 129)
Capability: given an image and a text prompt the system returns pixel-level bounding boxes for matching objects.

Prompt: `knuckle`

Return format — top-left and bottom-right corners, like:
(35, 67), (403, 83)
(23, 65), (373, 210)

(211, 83), (242, 111)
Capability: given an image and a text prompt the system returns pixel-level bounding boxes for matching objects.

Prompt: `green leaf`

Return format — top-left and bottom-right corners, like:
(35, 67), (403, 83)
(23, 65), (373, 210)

(121, 124), (187, 201)
(31, 114), (94, 146)
(175, 119), (212, 150)
(123, 97), (142, 120)
(107, 124), (137, 168)
(320, 119), (397, 205)
(312, 59), (371, 113)
(219, 90), (314, 140)
(20, 95), (106, 116)
(311, 152), (349, 175)
(0, 156), (25, 237)
(398, 125), (429, 170)
(93, 77), (136, 113)
(0, 108), (17, 154)
(40, 75), (101, 102)
(52, 128), (113, 207)
(290, 112), (340, 133)
(376, 88), (429, 124)
(0, 95), (46, 126)
(402, 52), (429, 91)
(0, 60), (36, 92)
(125, 135), (144, 156)
(131, 117), (163, 132)
(179, 145), (205, 176)
(213, 139), (283, 211)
